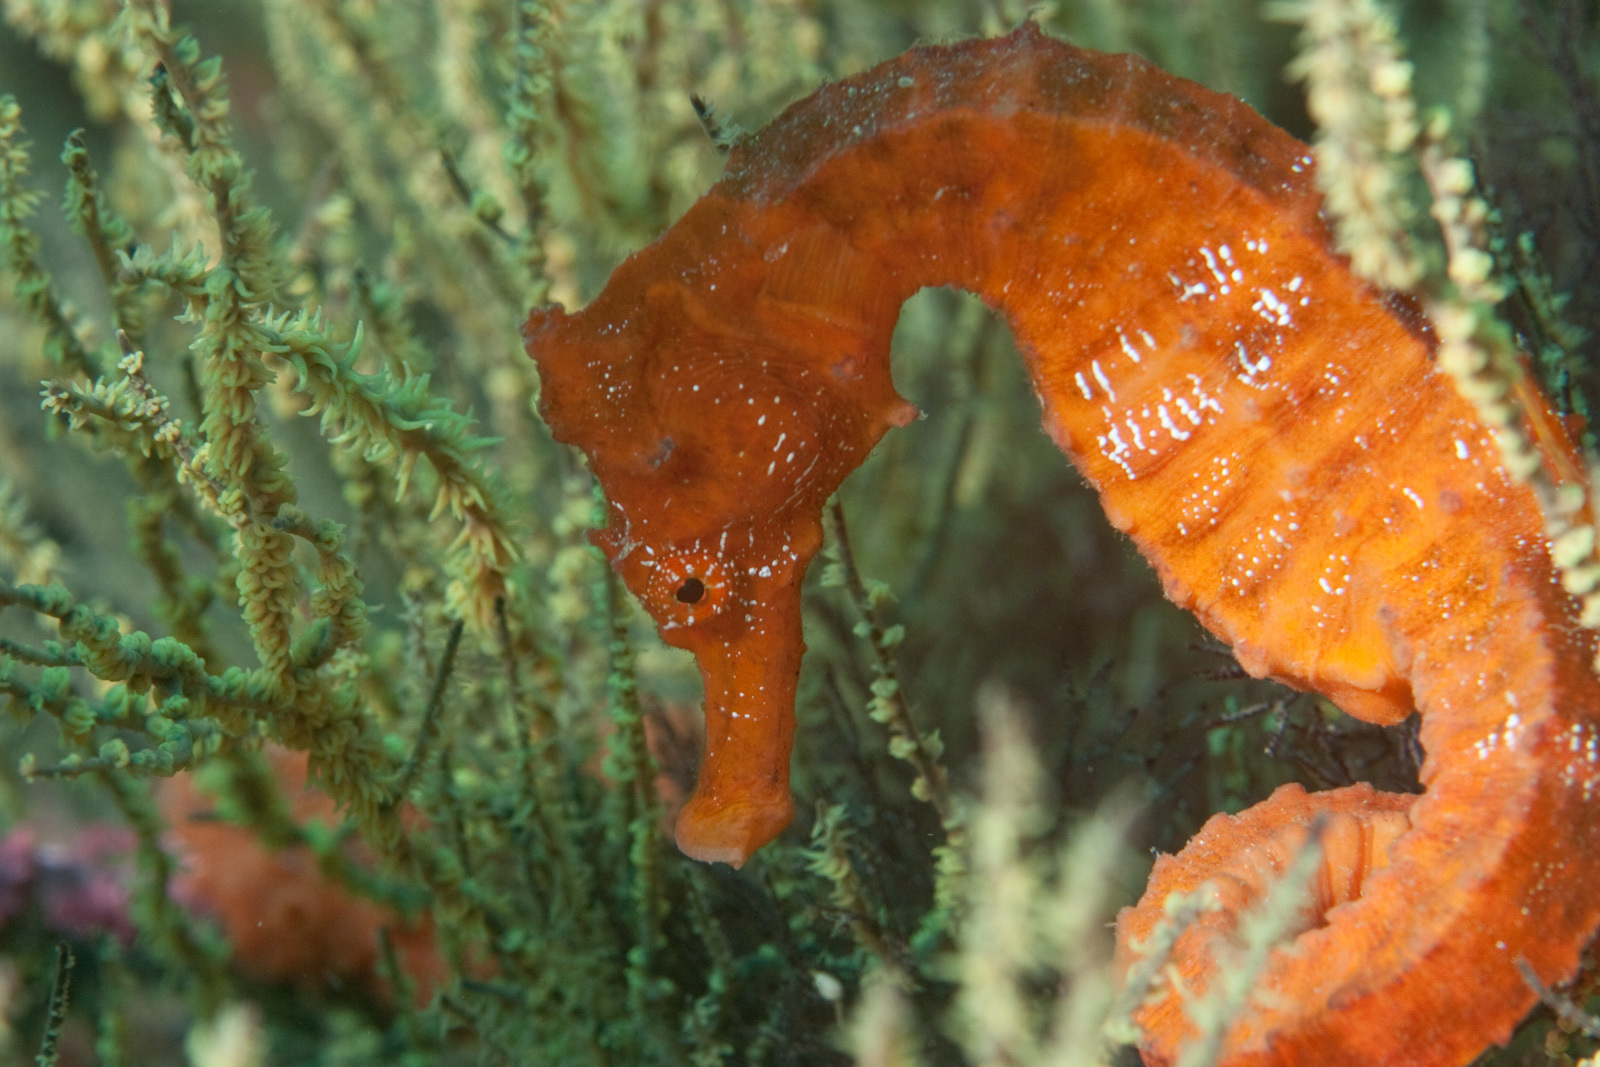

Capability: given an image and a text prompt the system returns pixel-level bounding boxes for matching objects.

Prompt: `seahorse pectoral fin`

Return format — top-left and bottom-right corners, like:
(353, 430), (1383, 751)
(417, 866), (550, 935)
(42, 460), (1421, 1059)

(674, 591), (805, 867)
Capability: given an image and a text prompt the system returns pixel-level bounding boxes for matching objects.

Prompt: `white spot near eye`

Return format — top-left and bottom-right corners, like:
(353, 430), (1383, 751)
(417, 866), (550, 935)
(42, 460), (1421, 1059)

(1454, 439), (1469, 460)
(1402, 487), (1425, 510)
(758, 414), (766, 426)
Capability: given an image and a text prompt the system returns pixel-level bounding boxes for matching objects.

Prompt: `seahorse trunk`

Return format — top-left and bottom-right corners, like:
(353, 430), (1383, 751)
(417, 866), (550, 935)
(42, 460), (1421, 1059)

(527, 24), (1600, 1064)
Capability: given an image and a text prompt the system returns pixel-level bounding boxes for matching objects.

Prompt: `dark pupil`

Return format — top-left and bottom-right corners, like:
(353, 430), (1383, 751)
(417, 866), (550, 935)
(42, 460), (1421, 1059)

(675, 577), (706, 605)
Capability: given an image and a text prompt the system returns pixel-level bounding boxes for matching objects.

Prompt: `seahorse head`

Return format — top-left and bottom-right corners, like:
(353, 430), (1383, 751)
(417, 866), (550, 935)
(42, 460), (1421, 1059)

(531, 284), (841, 610)
(525, 283), (857, 863)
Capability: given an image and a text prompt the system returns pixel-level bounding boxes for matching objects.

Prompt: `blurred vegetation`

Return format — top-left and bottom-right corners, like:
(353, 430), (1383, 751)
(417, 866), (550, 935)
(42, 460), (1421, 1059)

(0, 0), (1595, 1064)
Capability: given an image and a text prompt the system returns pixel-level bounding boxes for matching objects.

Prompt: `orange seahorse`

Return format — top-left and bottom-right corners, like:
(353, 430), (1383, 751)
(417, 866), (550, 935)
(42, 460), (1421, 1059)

(524, 24), (1600, 1065)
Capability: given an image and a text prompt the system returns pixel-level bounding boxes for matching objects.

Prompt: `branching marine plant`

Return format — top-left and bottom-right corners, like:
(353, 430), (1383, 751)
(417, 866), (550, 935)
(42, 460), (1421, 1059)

(0, 0), (1597, 1065)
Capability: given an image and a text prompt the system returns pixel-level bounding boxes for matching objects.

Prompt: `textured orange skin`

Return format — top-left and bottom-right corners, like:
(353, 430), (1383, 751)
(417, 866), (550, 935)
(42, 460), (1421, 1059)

(1116, 783), (1418, 1064)
(525, 24), (1600, 1064)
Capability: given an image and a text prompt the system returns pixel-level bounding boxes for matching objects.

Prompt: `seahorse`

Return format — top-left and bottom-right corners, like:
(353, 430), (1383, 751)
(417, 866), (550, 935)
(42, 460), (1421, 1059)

(524, 23), (1600, 1065)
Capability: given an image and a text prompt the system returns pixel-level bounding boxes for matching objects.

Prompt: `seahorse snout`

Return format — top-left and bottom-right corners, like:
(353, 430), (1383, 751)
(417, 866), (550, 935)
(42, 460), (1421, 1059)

(669, 587), (807, 866)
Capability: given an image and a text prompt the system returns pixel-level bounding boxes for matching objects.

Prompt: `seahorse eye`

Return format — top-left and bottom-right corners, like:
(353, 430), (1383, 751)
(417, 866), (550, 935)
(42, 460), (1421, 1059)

(638, 547), (735, 630)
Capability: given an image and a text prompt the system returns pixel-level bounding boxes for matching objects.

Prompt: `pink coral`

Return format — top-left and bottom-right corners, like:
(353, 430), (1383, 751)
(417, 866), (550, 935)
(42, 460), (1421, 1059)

(0, 825), (136, 945)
